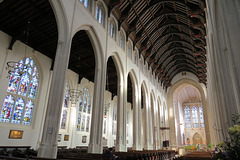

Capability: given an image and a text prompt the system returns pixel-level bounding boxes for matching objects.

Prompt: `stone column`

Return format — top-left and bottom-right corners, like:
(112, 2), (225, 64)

(88, 66), (106, 153)
(137, 86), (143, 150)
(132, 91), (139, 150)
(205, 0), (240, 144)
(115, 76), (127, 152)
(38, 38), (72, 158)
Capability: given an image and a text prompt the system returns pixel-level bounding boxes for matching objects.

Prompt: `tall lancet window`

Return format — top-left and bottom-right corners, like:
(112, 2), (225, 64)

(199, 106), (205, 128)
(80, 0), (88, 8)
(0, 57), (39, 125)
(60, 82), (70, 129)
(192, 106), (199, 128)
(96, 3), (105, 26)
(184, 106), (191, 128)
(77, 87), (92, 132)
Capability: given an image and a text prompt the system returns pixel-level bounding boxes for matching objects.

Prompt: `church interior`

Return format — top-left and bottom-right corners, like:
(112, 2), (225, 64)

(0, 0), (239, 159)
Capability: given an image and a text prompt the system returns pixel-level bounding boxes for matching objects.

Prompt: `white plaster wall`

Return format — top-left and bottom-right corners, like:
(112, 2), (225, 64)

(0, 31), (52, 149)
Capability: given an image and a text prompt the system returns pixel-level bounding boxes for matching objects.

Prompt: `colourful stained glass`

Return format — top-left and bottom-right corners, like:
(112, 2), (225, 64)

(22, 100), (34, 125)
(77, 113), (81, 131)
(28, 76), (38, 99)
(28, 67), (32, 75)
(86, 116), (90, 132)
(83, 98), (87, 112)
(2, 57), (39, 125)
(81, 115), (85, 131)
(25, 57), (30, 65)
(79, 96), (83, 112)
(0, 95), (15, 123)
(64, 82), (69, 108)
(30, 59), (34, 67)
(32, 66), (38, 76)
(18, 73), (30, 96)
(61, 109), (67, 129)
(7, 72), (20, 93)
(87, 99), (91, 114)
(11, 98), (25, 124)
(18, 59), (24, 71)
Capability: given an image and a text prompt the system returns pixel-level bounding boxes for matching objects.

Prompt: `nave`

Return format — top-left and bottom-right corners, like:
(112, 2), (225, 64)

(0, 0), (240, 159)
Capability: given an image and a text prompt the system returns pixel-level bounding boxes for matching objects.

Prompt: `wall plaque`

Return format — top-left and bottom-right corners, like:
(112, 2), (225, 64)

(9, 130), (23, 139)
(64, 135), (69, 141)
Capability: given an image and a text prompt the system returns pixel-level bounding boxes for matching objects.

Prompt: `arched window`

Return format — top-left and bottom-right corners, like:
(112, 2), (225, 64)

(96, 3), (104, 25)
(134, 52), (137, 64)
(80, 0), (89, 8)
(184, 106), (191, 128)
(77, 87), (91, 132)
(199, 106), (205, 128)
(109, 21), (115, 39)
(192, 106), (199, 128)
(119, 31), (125, 49)
(120, 35), (123, 48)
(128, 43), (132, 59)
(60, 82), (70, 129)
(0, 57), (39, 125)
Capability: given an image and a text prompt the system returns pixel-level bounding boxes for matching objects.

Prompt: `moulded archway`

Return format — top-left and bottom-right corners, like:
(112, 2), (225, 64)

(167, 78), (210, 148)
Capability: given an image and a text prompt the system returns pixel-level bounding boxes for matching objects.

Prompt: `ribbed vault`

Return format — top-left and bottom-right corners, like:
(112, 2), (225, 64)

(106, 0), (207, 88)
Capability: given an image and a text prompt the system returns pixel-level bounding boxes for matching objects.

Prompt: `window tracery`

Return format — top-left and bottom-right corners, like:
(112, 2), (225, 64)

(0, 57), (39, 125)
(77, 87), (91, 132)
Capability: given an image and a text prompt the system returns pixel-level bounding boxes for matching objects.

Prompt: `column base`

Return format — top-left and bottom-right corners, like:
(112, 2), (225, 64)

(132, 144), (142, 151)
(37, 143), (58, 159)
(143, 144), (152, 150)
(115, 144), (127, 152)
(88, 143), (102, 154)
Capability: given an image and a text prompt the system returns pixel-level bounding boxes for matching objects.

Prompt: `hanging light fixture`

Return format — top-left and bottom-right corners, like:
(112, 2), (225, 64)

(68, 89), (82, 104)
(6, 21), (31, 78)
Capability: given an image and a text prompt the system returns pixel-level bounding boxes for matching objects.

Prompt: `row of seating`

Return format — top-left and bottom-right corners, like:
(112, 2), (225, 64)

(57, 148), (175, 160)
(0, 146), (175, 160)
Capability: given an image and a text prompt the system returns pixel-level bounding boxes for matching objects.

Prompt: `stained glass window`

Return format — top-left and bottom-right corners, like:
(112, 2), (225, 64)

(199, 106), (204, 127)
(120, 35), (123, 48)
(184, 106), (191, 128)
(86, 116), (90, 132)
(83, 98), (87, 113)
(87, 99), (91, 114)
(0, 95), (15, 123)
(96, 4), (104, 25)
(28, 77), (38, 99)
(64, 82), (69, 108)
(77, 113), (81, 131)
(22, 100), (34, 125)
(18, 73), (30, 96)
(128, 44), (132, 59)
(79, 95), (83, 112)
(60, 82), (70, 130)
(192, 106), (199, 124)
(11, 98), (25, 124)
(110, 23), (114, 38)
(61, 109), (67, 129)
(77, 87), (92, 132)
(7, 72), (20, 93)
(0, 57), (39, 125)
(81, 115), (85, 131)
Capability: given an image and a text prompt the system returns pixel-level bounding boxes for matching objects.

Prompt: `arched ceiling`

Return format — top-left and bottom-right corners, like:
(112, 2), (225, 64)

(178, 85), (201, 104)
(106, 0), (207, 88)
